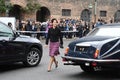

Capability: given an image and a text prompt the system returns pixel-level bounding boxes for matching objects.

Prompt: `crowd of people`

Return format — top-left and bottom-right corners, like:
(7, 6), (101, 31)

(16, 18), (96, 39)
(15, 17), (114, 40)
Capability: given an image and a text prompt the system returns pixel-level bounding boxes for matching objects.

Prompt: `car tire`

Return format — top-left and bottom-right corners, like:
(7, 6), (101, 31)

(23, 48), (42, 67)
(80, 65), (94, 72)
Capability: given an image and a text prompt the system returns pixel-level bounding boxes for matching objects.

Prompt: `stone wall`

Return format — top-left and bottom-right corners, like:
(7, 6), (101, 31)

(11, 0), (26, 7)
(11, 0), (120, 22)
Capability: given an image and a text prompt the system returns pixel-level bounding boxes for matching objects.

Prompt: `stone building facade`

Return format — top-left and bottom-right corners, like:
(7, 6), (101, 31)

(8, 0), (120, 22)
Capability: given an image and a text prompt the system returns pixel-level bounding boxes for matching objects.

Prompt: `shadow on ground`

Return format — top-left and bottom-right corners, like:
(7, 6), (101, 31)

(62, 69), (120, 80)
(0, 62), (42, 73)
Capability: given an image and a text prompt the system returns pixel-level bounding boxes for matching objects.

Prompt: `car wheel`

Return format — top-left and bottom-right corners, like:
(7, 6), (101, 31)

(80, 65), (94, 72)
(23, 48), (42, 67)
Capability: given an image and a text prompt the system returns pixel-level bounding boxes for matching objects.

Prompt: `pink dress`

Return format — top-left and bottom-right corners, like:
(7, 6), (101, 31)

(49, 42), (60, 56)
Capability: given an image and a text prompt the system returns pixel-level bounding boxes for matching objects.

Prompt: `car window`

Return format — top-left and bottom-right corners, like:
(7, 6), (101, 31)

(100, 39), (119, 55)
(87, 27), (120, 37)
(0, 22), (14, 37)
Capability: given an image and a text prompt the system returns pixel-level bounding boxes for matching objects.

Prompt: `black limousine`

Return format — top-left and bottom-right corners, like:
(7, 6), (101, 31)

(62, 23), (120, 72)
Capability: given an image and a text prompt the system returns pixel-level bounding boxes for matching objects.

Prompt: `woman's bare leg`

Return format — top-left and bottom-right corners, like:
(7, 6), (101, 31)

(47, 56), (54, 71)
(53, 57), (58, 68)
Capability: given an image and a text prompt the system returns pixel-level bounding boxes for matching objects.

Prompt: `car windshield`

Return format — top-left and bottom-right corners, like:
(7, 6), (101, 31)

(87, 27), (120, 37)
(0, 22), (13, 37)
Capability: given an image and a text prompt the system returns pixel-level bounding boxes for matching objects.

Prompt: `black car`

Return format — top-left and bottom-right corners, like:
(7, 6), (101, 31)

(62, 23), (120, 72)
(0, 21), (43, 67)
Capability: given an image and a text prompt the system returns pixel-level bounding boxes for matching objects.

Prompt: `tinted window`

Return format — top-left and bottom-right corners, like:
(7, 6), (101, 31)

(87, 27), (120, 37)
(100, 39), (118, 55)
(0, 22), (13, 37)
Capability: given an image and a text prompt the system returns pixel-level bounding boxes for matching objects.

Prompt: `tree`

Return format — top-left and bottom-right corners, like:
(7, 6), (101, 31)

(0, 0), (6, 13)
(0, 0), (12, 16)
(23, 0), (41, 13)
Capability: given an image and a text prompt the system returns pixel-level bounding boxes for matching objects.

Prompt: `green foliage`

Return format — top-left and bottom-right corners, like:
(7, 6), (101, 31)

(0, 0), (6, 13)
(0, 0), (13, 13)
(23, 0), (41, 13)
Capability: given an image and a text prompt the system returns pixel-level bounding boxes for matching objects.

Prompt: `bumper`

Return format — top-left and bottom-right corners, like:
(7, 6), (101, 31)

(62, 56), (120, 62)
(62, 56), (120, 66)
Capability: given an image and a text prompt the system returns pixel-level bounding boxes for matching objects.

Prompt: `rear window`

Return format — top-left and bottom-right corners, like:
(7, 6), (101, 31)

(87, 27), (120, 37)
(75, 46), (96, 56)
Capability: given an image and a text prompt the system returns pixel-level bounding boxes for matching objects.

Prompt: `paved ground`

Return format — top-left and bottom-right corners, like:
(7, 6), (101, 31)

(0, 38), (120, 80)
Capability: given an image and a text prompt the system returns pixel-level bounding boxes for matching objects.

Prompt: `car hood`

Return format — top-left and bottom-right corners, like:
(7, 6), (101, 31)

(15, 35), (41, 43)
(69, 36), (118, 50)
(19, 35), (31, 38)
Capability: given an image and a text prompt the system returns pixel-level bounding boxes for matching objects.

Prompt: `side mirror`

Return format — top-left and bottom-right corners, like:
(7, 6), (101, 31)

(16, 32), (20, 37)
(9, 31), (20, 41)
(14, 31), (20, 37)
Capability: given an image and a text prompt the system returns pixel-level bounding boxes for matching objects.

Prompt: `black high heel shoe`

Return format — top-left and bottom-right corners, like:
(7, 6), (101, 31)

(47, 69), (51, 72)
(55, 61), (58, 68)
(47, 67), (51, 72)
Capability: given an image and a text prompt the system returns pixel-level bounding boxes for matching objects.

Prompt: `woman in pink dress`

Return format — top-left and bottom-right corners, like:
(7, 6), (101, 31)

(45, 18), (63, 72)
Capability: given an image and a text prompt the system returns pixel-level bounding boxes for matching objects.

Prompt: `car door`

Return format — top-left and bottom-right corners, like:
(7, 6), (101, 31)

(0, 22), (25, 62)
(0, 38), (6, 61)
(4, 37), (26, 61)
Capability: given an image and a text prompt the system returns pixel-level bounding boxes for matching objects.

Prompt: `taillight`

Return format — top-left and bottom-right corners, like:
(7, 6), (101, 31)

(62, 47), (69, 62)
(94, 49), (99, 58)
(64, 47), (69, 55)
(92, 62), (97, 67)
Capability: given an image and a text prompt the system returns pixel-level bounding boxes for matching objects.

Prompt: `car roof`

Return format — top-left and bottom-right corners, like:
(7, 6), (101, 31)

(99, 23), (120, 28)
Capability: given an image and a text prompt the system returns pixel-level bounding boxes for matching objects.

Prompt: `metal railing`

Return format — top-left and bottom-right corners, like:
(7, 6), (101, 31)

(17, 31), (78, 34)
